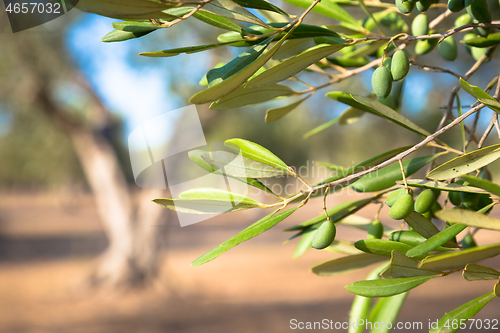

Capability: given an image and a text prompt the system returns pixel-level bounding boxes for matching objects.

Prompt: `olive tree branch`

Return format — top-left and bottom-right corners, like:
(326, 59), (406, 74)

(409, 60), (462, 79)
(151, 0), (215, 28)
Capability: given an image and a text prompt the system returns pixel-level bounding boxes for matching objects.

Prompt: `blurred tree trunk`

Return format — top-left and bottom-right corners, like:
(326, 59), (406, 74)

(36, 79), (166, 288)
(1, 15), (167, 288)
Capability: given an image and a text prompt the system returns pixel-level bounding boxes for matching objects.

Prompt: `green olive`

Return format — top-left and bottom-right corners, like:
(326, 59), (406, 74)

(461, 191), (480, 208)
(312, 221), (337, 249)
(391, 50), (410, 81)
(475, 194), (493, 213)
(389, 193), (415, 220)
(448, 0), (465, 11)
(462, 234), (477, 249)
(385, 187), (408, 207)
(454, 13), (473, 27)
(372, 66), (393, 98)
(415, 32), (439, 55)
(439, 36), (459, 61)
(382, 57), (392, 69)
(471, 45), (490, 61)
(368, 219), (384, 239)
(431, 201), (443, 218)
(396, 0), (416, 13)
(465, 0), (491, 37)
(462, 32), (476, 53)
(412, 14), (429, 36)
(414, 189), (436, 214)
(416, 0), (433, 12)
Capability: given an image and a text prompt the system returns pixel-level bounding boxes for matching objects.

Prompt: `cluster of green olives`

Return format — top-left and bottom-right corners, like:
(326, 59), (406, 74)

(385, 187), (440, 220)
(449, 0), (491, 37)
(395, 0), (438, 14)
(448, 180), (493, 212)
(371, 50), (409, 98)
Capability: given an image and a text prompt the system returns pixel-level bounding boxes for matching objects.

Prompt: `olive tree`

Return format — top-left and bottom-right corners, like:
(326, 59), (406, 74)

(78, 0), (499, 330)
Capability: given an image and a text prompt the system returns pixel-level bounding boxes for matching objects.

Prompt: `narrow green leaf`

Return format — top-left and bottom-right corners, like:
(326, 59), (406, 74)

(495, 282), (499, 297)
(351, 95), (432, 136)
(193, 11), (243, 32)
(326, 239), (365, 255)
(210, 84), (295, 111)
(265, 95), (309, 123)
(461, 32), (500, 47)
(354, 239), (413, 257)
(406, 224), (467, 258)
(111, 20), (162, 32)
(188, 149), (277, 195)
(140, 41), (239, 57)
(404, 212), (441, 239)
(201, 0), (271, 28)
(78, 0), (178, 19)
(153, 188), (265, 214)
(102, 29), (154, 42)
(368, 292), (409, 333)
(191, 207), (299, 266)
(281, 0), (361, 29)
(349, 263), (390, 333)
(303, 106), (364, 139)
(459, 78), (500, 113)
(429, 292), (496, 333)
(351, 155), (439, 192)
(463, 263), (500, 281)
(311, 253), (388, 276)
(293, 229), (316, 259)
(326, 91), (375, 112)
(246, 43), (346, 87)
(338, 215), (373, 232)
(231, 0), (291, 16)
(224, 138), (289, 171)
(459, 174), (500, 196)
(435, 209), (500, 231)
(200, 151), (288, 178)
(419, 243), (500, 272)
(427, 144), (500, 180)
(398, 179), (492, 194)
(189, 33), (287, 104)
(390, 230), (454, 250)
(346, 275), (438, 297)
(207, 37), (273, 88)
(382, 250), (439, 278)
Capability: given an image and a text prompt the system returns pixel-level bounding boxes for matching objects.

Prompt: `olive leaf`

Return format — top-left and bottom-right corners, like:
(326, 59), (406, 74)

(398, 179), (492, 194)
(435, 209), (500, 231)
(311, 253), (388, 276)
(231, 0), (290, 17)
(139, 41), (242, 57)
(463, 263), (500, 281)
(111, 20), (164, 32)
(405, 224), (468, 258)
(246, 43), (346, 88)
(351, 95), (432, 136)
(201, 0), (272, 28)
(193, 10), (244, 32)
(459, 174), (500, 196)
(427, 143), (500, 180)
(102, 29), (155, 42)
(200, 151), (288, 178)
(188, 150), (277, 195)
(382, 251), (439, 279)
(430, 292), (496, 333)
(265, 95), (310, 123)
(293, 229), (316, 259)
(459, 78), (500, 113)
(303, 106), (365, 139)
(153, 188), (266, 214)
(224, 138), (289, 171)
(346, 275), (439, 297)
(191, 207), (299, 266)
(351, 155), (439, 192)
(210, 84), (295, 110)
(354, 239), (414, 257)
(460, 32), (500, 47)
(390, 230), (454, 250)
(419, 243), (500, 272)
(368, 292), (409, 333)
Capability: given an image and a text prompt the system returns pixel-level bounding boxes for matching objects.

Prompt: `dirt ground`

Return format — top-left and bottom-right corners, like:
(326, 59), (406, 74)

(0, 192), (498, 333)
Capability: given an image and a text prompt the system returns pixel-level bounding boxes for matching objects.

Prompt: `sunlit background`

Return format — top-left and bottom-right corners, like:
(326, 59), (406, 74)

(0, 1), (499, 331)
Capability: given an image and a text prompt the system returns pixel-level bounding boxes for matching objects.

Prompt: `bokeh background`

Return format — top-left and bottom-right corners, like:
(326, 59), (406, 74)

(0, 1), (499, 332)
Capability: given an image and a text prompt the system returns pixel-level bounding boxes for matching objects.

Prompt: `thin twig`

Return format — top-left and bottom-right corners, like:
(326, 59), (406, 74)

(151, 0), (215, 28)
(410, 60), (462, 79)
